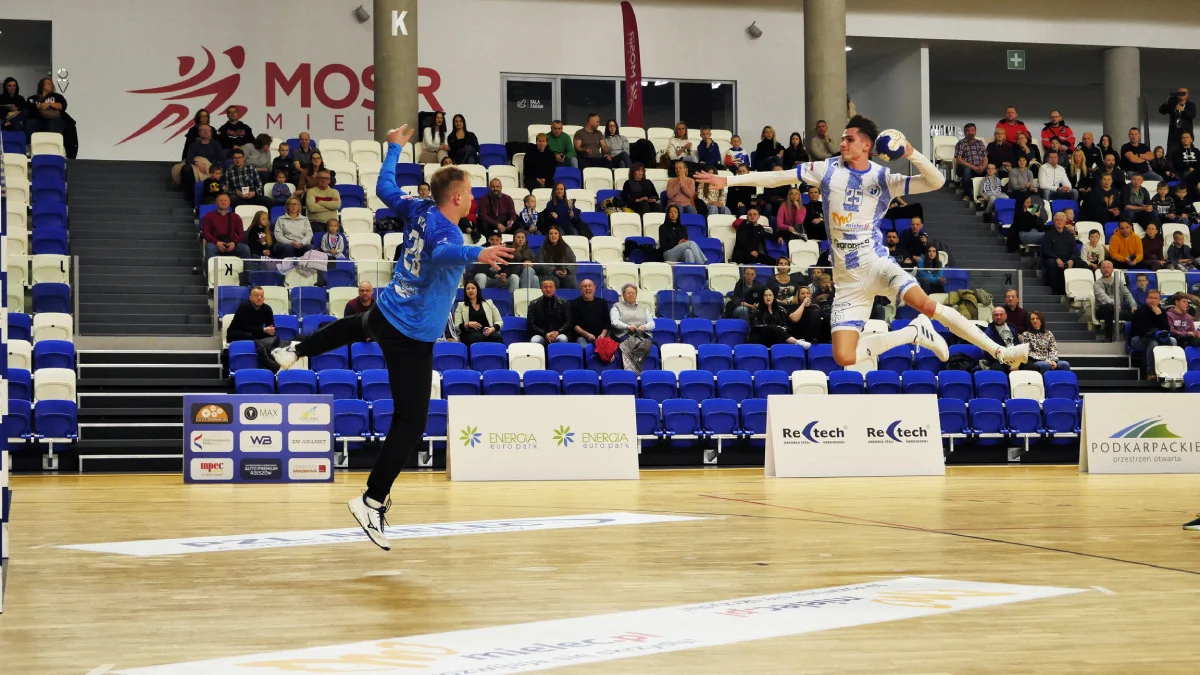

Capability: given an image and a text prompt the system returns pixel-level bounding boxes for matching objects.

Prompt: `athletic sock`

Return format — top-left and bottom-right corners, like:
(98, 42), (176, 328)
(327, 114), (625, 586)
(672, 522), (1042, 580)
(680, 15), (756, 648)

(364, 495), (385, 510)
(933, 303), (1002, 356)
(854, 326), (916, 363)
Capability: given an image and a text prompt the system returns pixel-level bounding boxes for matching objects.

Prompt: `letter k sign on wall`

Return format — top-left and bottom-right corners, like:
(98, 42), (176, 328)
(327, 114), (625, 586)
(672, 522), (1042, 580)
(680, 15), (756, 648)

(392, 10), (409, 36)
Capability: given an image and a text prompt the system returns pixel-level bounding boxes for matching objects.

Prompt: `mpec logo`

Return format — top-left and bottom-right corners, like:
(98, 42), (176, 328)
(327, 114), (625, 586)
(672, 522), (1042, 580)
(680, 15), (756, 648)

(782, 421), (847, 444)
(866, 421), (931, 444)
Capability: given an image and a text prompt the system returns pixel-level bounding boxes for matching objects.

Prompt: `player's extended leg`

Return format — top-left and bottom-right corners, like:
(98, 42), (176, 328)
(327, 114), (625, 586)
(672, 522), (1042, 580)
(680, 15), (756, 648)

(272, 312), (369, 369)
(830, 283), (946, 367)
(901, 284), (1029, 367)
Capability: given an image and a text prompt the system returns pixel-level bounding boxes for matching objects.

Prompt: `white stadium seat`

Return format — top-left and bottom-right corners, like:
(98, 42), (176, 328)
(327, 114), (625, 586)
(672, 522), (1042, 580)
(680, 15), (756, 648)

(350, 139), (383, 166)
(589, 236), (624, 265)
(460, 164), (488, 187)
(383, 232), (404, 260)
(645, 168), (669, 194)
(583, 167), (613, 192)
(563, 235), (591, 262)
(357, 163), (382, 196)
(789, 240), (820, 270)
(612, 168), (629, 185)
(620, 126), (646, 140)
(710, 129), (733, 143)
(2, 153), (27, 182)
(512, 288), (537, 318)
(5, 175), (29, 207)
(7, 207), (28, 238)
(639, 262), (673, 294)
(261, 286), (289, 316)
(318, 139), (350, 164)
(327, 160), (357, 184)
(34, 368), (76, 402)
(508, 343), (545, 374)
(609, 212), (642, 240)
(660, 344), (697, 374)
(642, 212), (666, 241)
(1008, 370), (1045, 401)
(791, 370), (829, 395)
(1074, 221), (1103, 244)
(8, 339), (31, 372)
(488, 165), (520, 190)
(1064, 268), (1094, 305)
(527, 124), (551, 144)
(431, 370), (441, 399)
(221, 314), (234, 348)
(339, 207), (375, 235)
(234, 205), (267, 224)
(707, 263), (740, 294)
(328, 287), (358, 314)
(208, 256), (243, 288)
(531, 188), (552, 211)
(30, 254), (69, 285)
(1155, 345), (1188, 384)
(357, 261), (393, 288)
(604, 262), (639, 291)
(348, 233), (384, 261)
(30, 132), (66, 157)
(502, 187), (530, 206)
(1157, 269), (1187, 297)
(646, 127), (673, 143)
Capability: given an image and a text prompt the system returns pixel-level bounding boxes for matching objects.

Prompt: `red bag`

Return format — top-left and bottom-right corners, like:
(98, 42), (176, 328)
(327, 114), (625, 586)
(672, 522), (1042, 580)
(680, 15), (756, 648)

(594, 336), (619, 364)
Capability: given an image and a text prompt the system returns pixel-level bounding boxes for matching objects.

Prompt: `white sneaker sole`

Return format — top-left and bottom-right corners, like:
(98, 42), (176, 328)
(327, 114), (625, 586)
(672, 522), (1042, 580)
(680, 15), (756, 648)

(1001, 343), (1031, 367)
(347, 498), (391, 551)
(910, 316), (949, 361)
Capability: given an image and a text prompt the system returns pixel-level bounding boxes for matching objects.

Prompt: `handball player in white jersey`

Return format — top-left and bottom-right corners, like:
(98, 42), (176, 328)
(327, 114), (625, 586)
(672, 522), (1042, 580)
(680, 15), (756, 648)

(696, 115), (1029, 369)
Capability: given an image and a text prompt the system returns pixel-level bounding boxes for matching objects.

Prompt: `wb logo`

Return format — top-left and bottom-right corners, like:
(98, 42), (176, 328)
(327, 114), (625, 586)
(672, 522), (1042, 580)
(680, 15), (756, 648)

(248, 435), (274, 446)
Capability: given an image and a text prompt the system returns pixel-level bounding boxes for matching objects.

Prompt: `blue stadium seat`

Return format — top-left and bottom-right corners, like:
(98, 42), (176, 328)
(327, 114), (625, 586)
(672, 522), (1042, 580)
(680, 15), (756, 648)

(301, 314), (337, 338)
(716, 370), (753, 403)
(8, 313), (31, 342)
(34, 400), (77, 440)
(625, 237), (655, 261)
(913, 347), (943, 374)
(277, 369), (317, 395)
(350, 342), (385, 372)
(31, 201), (67, 229)
(325, 261), (357, 288)
(553, 167), (582, 189)
(2, 130), (27, 155)
(394, 163), (423, 186)
(993, 198), (1015, 226)
(652, 318), (679, 348)
(968, 398), (1007, 442)
(1185, 371), (1200, 393)
(770, 344), (806, 373)
(469, 343), (508, 372)
(894, 304), (920, 321)
(360, 369), (391, 401)
(471, 187), (489, 200)
(442, 369), (481, 396)
(1006, 398), (1043, 438)
(270, 206), (287, 224)
(674, 265), (707, 293)
(562, 369), (601, 395)
(807, 344), (839, 374)
(877, 346), (912, 373)
(333, 399), (371, 441)
(289, 287), (328, 317)
(371, 399), (394, 438)
(697, 344), (733, 372)
(901, 370), (937, 395)
(734, 344), (769, 374)
(556, 289), (581, 303)
(500, 317), (527, 345)
(680, 213), (707, 241)
(865, 370), (902, 394)
(273, 314), (300, 342)
(937, 370), (974, 401)
(585, 344), (621, 373)
(938, 398), (968, 436)
(601, 370), (638, 397)
(234, 369), (275, 395)
(31, 282), (70, 313)
(7, 369), (31, 401)
(753, 370), (790, 398)
(948, 344), (984, 363)
(678, 318), (715, 346)
(973, 370), (1010, 401)
(828, 370), (865, 394)
(701, 398), (740, 437)
(1042, 398), (1081, 441)
(5, 399), (33, 445)
(547, 342), (585, 373)
(595, 189), (621, 206)
(527, 234), (546, 250)
(482, 369), (521, 396)
(479, 143), (508, 167)
(1187, 346), (1200, 372)
(523, 370), (560, 395)
(576, 263), (604, 289)
(714, 318), (747, 346)
(33, 339), (74, 370)
(433, 342), (469, 371)
(657, 290), (691, 320)
(481, 289), (513, 316)
(740, 399), (768, 440)
(661, 399), (701, 443)
(227, 341), (259, 373)
(217, 286), (249, 317)
(318, 369), (358, 400)
(679, 370), (715, 402)
(1043, 370), (1080, 400)
(635, 398), (660, 438)
(943, 270), (969, 292)
(309, 345), (349, 372)
(691, 290), (724, 321)
(579, 212), (609, 237)
(31, 226), (68, 255)
(640, 370), (677, 402)
(644, 345), (661, 371)
(696, 237), (724, 264)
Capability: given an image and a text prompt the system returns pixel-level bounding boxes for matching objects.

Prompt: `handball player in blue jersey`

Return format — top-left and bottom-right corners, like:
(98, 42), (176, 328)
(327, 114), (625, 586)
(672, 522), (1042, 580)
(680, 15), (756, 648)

(272, 125), (512, 550)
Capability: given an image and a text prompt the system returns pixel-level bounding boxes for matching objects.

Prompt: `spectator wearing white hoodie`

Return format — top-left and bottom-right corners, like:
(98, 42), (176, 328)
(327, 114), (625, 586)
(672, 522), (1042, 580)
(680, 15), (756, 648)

(1038, 151), (1077, 202)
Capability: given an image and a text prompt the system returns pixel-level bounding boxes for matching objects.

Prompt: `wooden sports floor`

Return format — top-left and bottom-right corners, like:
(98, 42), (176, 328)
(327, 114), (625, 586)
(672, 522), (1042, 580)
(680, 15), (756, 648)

(3, 467), (1200, 674)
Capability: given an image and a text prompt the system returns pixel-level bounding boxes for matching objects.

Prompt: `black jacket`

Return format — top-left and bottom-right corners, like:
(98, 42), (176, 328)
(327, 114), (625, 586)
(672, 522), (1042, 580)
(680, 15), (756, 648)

(731, 220), (771, 263)
(227, 301), (275, 342)
(1081, 186), (1121, 223)
(570, 297), (610, 339)
(658, 220), (689, 254)
(1040, 227), (1079, 264)
(523, 147), (557, 188)
(527, 295), (571, 338)
(1131, 303), (1170, 340)
(217, 121), (254, 150)
(1159, 99), (1196, 142)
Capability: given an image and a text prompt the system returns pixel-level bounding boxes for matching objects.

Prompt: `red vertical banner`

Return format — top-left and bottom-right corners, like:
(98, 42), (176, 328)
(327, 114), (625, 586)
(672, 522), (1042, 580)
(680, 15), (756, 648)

(621, 1), (643, 128)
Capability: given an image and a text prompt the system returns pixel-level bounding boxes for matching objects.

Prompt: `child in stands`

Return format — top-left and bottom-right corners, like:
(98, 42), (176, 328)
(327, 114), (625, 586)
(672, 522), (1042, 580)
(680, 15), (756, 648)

(271, 169), (293, 205)
(200, 165), (226, 205)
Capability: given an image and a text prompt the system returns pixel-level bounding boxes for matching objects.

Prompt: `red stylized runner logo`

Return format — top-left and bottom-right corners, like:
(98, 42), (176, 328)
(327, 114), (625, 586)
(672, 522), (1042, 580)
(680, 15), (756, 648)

(119, 45), (246, 145)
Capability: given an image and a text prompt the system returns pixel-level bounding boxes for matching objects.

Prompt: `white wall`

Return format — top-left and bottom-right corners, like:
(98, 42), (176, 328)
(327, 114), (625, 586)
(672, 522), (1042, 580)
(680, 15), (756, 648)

(849, 45), (926, 158)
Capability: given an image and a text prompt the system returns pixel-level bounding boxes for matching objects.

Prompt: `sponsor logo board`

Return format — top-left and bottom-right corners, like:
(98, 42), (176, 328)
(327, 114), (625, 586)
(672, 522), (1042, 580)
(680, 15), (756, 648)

(287, 430), (331, 452)
(239, 459), (283, 481)
(190, 403), (233, 425)
(287, 403), (330, 426)
(189, 430), (235, 453)
(239, 403), (283, 425)
(1081, 394), (1200, 473)
(287, 457), (331, 480)
(188, 459), (233, 481)
(239, 430), (282, 452)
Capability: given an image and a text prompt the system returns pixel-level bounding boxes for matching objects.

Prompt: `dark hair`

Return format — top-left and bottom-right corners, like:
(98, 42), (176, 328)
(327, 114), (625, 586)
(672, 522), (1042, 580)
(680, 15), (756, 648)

(255, 133), (272, 149)
(605, 119), (620, 137)
(540, 225), (572, 262)
(463, 279), (482, 303)
(1130, 127), (1140, 132)
(429, 111), (447, 144)
(430, 166), (470, 205)
(587, 112), (599, 121)
(231, 148), (244, 157)
(551, 119), (563, 126)
(452, 114), (469, 133)
(1028, 310), (1048, 332)
(249, 285), (264, 294)
(964, 123), (977, 131)
(418, 182), (430, 191)
(789, 132), (802, 146)
(665, 204), (682, 223)
(274, 168), (287, 178)
(1089, 229), (1101, 237)
(193, 108), (210, 125)
(845, 114), (880, 142)
(2, 77), (18, 95)
(35, 77), (53, 97)
(1103, 151), (1118, 160)
(1100, 134), (1113, 147)
(630, 162), (646, 178)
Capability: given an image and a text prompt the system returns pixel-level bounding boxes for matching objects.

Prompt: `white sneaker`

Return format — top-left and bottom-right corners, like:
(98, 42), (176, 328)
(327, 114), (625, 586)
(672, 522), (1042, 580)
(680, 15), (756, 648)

(271, 343), (300, 370)
(348, 494), (391, 551)
(909, 315), (949, 361)
(997, 343), (1030, 368)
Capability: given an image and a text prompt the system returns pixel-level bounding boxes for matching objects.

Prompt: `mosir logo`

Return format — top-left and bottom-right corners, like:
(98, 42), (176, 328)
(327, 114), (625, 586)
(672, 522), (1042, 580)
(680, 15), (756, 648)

(190, 458), (234, 481)
(288, 458), (332, 480)
(288, 403), (331, 426)
(866, 421), (931, 444)
(288, 430), (332, 452)
(781, 421), (847, 444)
(240, 403), (282, 425)
(120, 44), (445, 144)
(239, 430), (282, 451)
(190, 430), (235, 453)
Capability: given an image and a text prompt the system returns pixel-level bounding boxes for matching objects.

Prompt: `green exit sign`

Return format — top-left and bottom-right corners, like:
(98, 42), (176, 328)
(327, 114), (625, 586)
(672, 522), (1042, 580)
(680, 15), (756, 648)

(1007, 49), (1026, 71)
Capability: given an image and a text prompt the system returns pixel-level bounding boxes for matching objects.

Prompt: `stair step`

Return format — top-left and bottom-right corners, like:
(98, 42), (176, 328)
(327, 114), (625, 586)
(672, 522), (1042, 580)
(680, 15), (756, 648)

(78, 324), (214, 336)
(1072, 367), (1141, 381)
(78, 408), (183, 420)
(78, 377), (230, 390)
(78, 284), (206, 296)
(80, 424), (182, 442)
(78, 364), (222, 379)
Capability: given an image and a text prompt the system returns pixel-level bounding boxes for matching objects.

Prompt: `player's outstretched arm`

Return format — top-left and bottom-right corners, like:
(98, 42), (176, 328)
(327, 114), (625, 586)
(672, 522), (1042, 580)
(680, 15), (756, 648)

(695, 167), (803, 190)
(376, 126), (418, 209)
(893, 145), (947, 195)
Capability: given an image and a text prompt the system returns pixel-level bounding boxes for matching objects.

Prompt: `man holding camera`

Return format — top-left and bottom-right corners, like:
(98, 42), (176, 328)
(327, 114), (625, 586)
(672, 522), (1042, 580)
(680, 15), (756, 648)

(1160, 88), (1195, 155)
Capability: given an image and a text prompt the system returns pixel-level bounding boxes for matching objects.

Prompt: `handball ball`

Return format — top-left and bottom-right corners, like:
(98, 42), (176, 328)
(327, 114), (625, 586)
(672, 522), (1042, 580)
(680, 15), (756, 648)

(875, 129), (907, 161)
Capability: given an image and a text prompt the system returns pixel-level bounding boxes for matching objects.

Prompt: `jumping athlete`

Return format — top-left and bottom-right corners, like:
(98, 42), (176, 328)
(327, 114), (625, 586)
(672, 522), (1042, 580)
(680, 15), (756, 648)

(272, 125), (513, 550)
(696, 115), (1030, 369)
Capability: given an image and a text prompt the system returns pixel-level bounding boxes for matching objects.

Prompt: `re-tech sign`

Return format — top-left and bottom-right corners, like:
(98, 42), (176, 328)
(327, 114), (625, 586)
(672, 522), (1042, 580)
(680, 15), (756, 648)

(866, 421), (931, 444)
(781, 421), (847, 444)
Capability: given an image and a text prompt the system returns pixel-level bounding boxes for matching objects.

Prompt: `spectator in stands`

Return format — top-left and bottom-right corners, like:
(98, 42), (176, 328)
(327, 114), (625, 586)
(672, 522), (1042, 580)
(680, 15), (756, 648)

(570, 279), (610, 348)
(201, 194), (251, 262)
(915, 245), (946, 293)
(750, 288), (801, 347)
(1038, 151), (1076, 202)
(1098, 133), (1116, 160)
(540, 183), (585, 237)
(666, 122), (698, 165)
(806, 120), (837, 161)
(528, 278), (572, 344)
(1079, 132), (1102, 170)
(535, 225), (577, 289)
(546, 120), (577, 168)
(953, 123), (987, 201)
(603, 119), (631, 168)
(897, 216), (926, 262)
(1141, 222), (1166, 271)
(1013, 132), (1041, 176)
(786, 286), (820, 347)
(1131, 273), (1151, 307)
(318, 219), (348, 260)
(242, 134), (273, 182)
(420, 111), (450, 164)
(756, 126), (784, 170)
(244, 210), (274, 259)
(1082, 228), (1106, 272)
(1151, 146), (1171, 182)
(1081, 172), (1121, 224)
(573, 113), (609, 169)
(471, 232), (519, 292)
(25, 77), (66, 137)
(454, 280), (504, 345)
(343, 281), (374, 317)
(659, 204), (704, 264)
(1094, 260), (1135, 339)
(305, 170), (341, 231)
(1041, 212), (1082, 294)
(776, 188), (807, 240)
(223, 148), (272, 207)
(292, 132), (316, 181)
(986, 128), (1015, 176)
(767, 257), (809, 307)
(181, 124), (221, 199)
(782, 132), (809, 169)
(725, 266), (765, 320)
(1175, 185), (1197, 228)
(1131, 289), (1175, 379)
(699, 178), (731, 216)
(477, 179), (517, 237)
(270, 169), (293, 205)
(609, 283), (654, 372)
(731, 206), (771, 264)
(1, 77), (27, 132)
(1002, 289), (1028, 334)
(666, 161), (698, 214)
(696, 126), (722, 169)
(885, 230), (911, 267)
(621, 163), (660, 215)
(724, 135), (751, 168)
(756, 166), (791, 217)
(1120, 174), (1154, 227)
(1006, 155), (1037, 199)
(1159, 88), (1194, 154)
(272, 141), (299, 185)
(1171, 132), (1199, 188)
(227, 286), (282, 369)
(273, 196), (313, 258)
(983, 306), (1018, 373)
(1006, 195), (1045, 253)
(1121, 128), (1162, 180)
(417, 182), (431, 199)
(507, 230), (539, 289)
(1167, 230), (1194, 271)
(979, 163), (1005, 215)
(1040, 110), (1074, 153)
(1108, 220), (1143, 269)
(725, 164), (756, 216)
(447, 114), (480, 164)
(996, 107), (1030, 148)
(1067, 149), (1093, 202)
(1167, 292), (1200, 347)
(1019, 310), (1069, 372)
(524, 133), (556, 190)
(517, 194), (539, 233)
(216, 105), (252, 154)
(441, 156), (455, 167)
(199, 165), (226, 205)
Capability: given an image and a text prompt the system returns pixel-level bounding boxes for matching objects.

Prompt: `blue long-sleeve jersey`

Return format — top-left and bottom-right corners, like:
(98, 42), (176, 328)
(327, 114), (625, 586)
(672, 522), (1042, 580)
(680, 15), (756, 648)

(375, 142), (483, 342)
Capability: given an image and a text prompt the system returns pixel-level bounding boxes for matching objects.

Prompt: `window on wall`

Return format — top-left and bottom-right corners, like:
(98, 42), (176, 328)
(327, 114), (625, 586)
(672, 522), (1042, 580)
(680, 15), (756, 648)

(561, 78), (618, 128)
(679, 82), (735, 131)
(620, 80), (677, 129)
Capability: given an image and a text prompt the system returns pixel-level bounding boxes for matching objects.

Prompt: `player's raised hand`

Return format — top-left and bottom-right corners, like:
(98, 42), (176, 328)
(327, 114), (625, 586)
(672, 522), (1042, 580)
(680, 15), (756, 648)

(387, 125), (416, 146)
(478, 244), (514, 270)
(694, 171), (727, 188)
(902, 140), (915, 159)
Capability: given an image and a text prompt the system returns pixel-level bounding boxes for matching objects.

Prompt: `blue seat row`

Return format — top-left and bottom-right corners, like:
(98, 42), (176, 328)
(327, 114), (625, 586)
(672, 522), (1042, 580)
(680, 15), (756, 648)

(4, 399), (78, 446)
(228, 340), (383, 373)
(18, 283), (71, 314)
(234, 368), (393, 400)
(937, 398), (1080, 443)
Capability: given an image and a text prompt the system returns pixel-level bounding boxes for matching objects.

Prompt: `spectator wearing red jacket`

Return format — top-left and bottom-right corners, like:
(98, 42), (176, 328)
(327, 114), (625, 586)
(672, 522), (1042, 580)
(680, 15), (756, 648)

(201, 194), (251, 263)
(996, 107), (1031, 147)
(1040, 110), (1075, 153)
